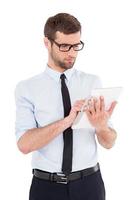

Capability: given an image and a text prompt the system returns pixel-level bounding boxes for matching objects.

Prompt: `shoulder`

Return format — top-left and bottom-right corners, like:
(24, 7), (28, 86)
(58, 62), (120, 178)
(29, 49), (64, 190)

(74, 69), (101, 83)
(15, 72), (46, 87)
(15, 72), (45, 96)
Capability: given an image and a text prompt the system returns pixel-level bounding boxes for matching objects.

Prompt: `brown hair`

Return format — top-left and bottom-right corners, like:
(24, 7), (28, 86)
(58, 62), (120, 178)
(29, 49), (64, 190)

(44, 13), (81, 40)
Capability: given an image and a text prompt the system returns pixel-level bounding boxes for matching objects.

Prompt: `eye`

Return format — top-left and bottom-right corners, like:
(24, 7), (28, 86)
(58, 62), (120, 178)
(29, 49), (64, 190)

(73, 44), (80, 50)
(74, 44), (79, 48)
(60, 44), (71, 51)
(61, 44), (70, 48)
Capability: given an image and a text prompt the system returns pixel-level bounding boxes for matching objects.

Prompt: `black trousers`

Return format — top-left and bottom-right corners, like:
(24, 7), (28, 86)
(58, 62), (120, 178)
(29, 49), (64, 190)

(29, 169), (105, 200)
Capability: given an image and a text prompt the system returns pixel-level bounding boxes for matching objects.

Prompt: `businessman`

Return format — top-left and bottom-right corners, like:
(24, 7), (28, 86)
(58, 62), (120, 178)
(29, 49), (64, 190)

(15, 13), (117, 200)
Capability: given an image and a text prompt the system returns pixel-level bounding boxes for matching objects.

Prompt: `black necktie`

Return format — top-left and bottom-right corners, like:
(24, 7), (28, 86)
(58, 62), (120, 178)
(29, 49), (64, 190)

(60, 74), (73, 175)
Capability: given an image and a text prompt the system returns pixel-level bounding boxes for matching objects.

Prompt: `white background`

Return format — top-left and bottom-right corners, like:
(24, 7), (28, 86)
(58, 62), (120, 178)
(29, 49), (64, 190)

(0, 0), (133, 199)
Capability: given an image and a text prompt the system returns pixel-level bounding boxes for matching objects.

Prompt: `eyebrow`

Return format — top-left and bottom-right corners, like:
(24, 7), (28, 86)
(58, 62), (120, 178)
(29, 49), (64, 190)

(59, 42), (81, 45)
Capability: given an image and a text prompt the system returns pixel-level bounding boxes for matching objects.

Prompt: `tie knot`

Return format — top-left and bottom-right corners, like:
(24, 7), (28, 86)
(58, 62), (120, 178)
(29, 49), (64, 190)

(60, 73), (66, 81)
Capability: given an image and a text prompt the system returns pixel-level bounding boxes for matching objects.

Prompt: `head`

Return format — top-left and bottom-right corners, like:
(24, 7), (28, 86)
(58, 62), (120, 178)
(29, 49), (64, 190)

(44, 13), (84, 72)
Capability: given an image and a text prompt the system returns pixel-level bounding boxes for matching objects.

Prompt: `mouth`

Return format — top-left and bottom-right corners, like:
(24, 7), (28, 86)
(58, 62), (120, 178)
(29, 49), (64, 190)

(65, 58), (75, 63)
(66, 60), (73, 63)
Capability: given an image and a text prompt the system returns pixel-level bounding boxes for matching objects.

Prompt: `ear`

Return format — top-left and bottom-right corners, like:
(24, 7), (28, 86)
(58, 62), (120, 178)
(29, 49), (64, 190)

(44, 37), (50, 49)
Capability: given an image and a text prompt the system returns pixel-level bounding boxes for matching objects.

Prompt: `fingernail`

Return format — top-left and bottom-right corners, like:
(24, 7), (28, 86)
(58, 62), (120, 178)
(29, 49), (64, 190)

(100, 96), (104, 99)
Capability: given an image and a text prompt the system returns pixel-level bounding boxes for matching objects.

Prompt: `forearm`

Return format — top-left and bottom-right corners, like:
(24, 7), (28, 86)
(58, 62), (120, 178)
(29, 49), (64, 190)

(17, 116), (73, 154)
(96, 126), (117, 149)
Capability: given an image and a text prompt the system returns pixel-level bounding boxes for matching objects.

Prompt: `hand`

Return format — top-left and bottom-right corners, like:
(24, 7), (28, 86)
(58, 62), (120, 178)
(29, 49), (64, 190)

(85, 96), (117, 130)
(68, 99), (86, 123)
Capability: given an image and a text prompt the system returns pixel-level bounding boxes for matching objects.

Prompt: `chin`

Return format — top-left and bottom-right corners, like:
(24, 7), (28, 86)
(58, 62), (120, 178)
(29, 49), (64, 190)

(65, 65), (74, 70)
(59, 64), (73, 70)
(58, 60), (75, 70)
(65, 62), (75, 69)
(67, 64), (73, 68)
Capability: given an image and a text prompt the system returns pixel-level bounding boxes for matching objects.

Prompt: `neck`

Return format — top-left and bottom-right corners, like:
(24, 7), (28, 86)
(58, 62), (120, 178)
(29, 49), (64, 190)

(47, 61), (66, 73)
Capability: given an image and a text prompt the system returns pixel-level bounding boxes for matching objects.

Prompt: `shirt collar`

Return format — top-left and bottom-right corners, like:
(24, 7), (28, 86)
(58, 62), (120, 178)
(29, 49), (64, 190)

(45, 65), (75, 83)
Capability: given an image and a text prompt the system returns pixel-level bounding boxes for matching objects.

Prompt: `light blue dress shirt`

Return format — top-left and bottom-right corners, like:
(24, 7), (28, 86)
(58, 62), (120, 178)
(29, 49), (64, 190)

(15, 65), (109, 172)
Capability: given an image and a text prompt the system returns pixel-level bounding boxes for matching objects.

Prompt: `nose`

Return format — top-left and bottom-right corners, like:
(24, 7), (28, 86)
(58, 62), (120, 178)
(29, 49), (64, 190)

(67, 47), (77, 56)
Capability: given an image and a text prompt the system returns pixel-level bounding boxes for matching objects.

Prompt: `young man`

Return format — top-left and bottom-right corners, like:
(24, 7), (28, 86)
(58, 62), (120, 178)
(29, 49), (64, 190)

(15, 13), (117, 200)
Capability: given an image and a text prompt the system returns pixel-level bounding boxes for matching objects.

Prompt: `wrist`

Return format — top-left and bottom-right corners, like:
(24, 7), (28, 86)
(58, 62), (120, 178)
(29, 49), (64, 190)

(64, 115), (74, 128)
(95, 125), (110, 134)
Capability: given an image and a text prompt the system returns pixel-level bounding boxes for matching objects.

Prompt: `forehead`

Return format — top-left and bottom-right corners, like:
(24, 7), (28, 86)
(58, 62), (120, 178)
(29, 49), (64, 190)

(55, 31), (81, 43)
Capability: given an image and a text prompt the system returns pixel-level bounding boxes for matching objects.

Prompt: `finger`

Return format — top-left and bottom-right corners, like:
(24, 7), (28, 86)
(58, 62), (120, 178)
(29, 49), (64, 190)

(94, 97), (100, 112)
(71, 105), (81, 113)
(108, 101), (117, 116)
(82, 104), (88, 111)
(74, 99), (85, 105)
(73, 102), (86, 112)
(88, 98), (95, 115)
(73, 100), (84, 107)
(85, 109), (92, 119)
(100, 96), (105, 111)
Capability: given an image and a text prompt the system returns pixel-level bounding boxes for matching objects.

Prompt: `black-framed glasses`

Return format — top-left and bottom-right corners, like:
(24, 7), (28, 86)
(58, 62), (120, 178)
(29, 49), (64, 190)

(49, 38), (84, 52)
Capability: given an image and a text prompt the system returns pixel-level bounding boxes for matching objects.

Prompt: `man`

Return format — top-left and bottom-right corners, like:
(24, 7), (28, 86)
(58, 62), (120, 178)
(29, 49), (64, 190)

(15, 13), (117, 200)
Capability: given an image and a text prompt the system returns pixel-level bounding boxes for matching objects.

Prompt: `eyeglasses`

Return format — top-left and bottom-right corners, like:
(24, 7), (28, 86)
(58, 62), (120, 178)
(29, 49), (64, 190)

(49, 38), (84, 52)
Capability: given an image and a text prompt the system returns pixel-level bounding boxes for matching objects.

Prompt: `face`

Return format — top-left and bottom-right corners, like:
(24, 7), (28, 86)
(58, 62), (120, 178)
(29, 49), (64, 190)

(45, 31), (81, 72)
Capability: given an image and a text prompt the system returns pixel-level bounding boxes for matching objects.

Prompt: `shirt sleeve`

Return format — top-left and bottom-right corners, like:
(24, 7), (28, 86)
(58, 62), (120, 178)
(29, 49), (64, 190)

(15, 81), (37, 142)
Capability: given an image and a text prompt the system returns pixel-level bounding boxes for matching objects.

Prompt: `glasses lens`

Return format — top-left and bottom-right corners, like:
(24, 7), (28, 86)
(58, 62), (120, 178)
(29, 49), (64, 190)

(60, 44), (70, 52)
(59, 41), (84, 52)
(73, 42), (84, 51)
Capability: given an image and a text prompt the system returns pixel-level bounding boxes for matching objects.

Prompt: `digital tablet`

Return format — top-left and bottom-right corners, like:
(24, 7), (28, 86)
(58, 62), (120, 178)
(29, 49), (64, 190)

(90, 87), (123, 110)
(72, 87), (123, 129)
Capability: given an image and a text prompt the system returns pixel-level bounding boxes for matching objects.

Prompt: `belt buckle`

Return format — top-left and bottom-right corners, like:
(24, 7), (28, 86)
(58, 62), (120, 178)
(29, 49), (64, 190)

(56, 173), (68, 184)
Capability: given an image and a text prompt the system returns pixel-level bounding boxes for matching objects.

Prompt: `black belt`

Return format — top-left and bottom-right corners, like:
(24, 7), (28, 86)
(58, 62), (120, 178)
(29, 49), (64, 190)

(33, 163), (100, 184)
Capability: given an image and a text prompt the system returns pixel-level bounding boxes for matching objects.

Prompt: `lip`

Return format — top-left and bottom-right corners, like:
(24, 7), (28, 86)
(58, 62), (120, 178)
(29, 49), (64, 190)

(65, 58), (74, 62)
(66, 60), (73, 62)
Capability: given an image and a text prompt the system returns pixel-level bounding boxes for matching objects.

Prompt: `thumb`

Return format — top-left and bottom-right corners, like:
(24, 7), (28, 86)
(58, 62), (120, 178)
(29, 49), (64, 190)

(108, 101), (117, 116)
